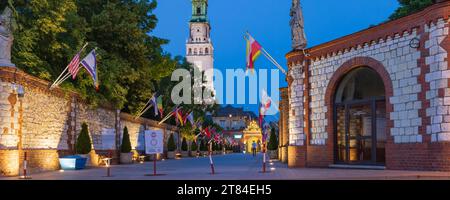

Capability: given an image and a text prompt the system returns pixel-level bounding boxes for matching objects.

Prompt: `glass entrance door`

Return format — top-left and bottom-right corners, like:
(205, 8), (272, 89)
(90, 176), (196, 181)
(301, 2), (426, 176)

(335, 98), (386, 165)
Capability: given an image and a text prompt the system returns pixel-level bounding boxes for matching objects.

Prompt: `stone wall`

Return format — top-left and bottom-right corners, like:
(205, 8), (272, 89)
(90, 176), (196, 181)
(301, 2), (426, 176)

(0, 68), (178, 176)
(278, 87), (289, 163)
(286, 2), (450, 170)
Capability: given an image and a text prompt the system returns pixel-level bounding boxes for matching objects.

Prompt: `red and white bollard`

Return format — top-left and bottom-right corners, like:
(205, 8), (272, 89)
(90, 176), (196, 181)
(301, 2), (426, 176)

(209, 142), (215, 175)
(261, 143), (267, 173)
(20, 152), (31, 179)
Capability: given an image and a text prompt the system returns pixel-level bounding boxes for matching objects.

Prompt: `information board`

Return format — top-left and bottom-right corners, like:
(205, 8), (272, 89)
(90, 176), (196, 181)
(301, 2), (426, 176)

(145, 129), (164, 155)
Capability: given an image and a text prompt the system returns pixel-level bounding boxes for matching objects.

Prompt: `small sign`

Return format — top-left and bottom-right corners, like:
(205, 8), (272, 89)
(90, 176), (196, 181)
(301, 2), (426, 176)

(145, 130), (163, 155)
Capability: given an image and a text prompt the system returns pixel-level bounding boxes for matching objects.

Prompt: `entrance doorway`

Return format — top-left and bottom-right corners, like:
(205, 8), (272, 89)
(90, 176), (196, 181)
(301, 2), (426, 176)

(333, 67), (387, 165)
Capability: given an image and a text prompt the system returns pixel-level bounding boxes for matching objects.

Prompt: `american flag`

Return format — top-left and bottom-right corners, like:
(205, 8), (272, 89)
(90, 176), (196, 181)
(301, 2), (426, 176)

(68, 53), (81, 79)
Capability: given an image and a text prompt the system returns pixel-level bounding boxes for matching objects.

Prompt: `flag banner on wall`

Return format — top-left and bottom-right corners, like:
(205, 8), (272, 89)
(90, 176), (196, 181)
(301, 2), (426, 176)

(157, 95), (164, 116)
(184, 112), (195, 125)
(246, 33), (262, 72)
(81, 49), (99, 89)
(68, 52), (81, 79)
(150, 95), (159, 116)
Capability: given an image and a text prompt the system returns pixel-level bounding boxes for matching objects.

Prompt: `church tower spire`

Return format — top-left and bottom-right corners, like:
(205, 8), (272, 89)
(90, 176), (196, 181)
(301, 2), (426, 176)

(191, 0), (208, 22)
(186, 0), (214, 92)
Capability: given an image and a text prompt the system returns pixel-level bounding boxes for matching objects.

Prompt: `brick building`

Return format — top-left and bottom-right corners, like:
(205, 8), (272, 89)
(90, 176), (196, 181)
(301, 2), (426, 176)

(283, 1), (450, 171)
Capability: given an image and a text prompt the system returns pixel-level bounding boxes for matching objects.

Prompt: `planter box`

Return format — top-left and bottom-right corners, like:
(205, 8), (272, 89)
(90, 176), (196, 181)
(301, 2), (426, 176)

(59, 156), (87, 170)
(120, 152), (133, 164)
(167, 151), (175, 159)
(191, 151), (199, 157)
(268, 150), (278, 159)
(181, 151), (189, 157)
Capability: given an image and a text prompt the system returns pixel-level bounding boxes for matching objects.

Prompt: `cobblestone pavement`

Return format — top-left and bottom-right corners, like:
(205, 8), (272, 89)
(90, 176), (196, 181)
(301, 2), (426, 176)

(2, 153), (450, 180)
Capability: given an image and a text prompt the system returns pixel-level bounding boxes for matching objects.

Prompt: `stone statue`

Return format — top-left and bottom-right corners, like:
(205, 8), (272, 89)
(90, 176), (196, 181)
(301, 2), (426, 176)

(290, 0), (307, 50)
(0, 7), (15, 67)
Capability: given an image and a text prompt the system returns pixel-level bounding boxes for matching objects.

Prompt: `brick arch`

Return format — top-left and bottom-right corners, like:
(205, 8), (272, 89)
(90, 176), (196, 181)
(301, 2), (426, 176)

(323, 56), (394, 164)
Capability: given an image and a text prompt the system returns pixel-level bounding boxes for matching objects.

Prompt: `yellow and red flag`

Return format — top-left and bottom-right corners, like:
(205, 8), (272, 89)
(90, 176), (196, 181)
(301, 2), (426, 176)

(246, 34), (262, 72)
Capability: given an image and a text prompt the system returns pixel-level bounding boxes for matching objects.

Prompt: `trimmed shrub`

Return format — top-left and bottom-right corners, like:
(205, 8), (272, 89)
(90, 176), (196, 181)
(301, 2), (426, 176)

(167, 134), (176, 151)
(181, 137), (188, 151)
(268, 128), (279, 151)
(191, 141), (198, 151)
(76, 123), (92, 154)
(121, 126), (132, 153)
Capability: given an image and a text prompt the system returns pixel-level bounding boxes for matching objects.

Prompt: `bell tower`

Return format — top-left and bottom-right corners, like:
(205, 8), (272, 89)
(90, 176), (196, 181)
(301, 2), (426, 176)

(186, 0), (214, 91)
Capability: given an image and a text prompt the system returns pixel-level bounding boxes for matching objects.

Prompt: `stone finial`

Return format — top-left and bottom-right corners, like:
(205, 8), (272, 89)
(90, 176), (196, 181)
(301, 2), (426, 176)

(0, 7), (15, 68)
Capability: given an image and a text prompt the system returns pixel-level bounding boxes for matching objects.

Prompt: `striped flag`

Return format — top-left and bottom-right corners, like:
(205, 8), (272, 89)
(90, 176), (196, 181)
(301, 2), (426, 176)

(149, 95), (158, 116)
(184, 112), (195, 125)
(246, 34), (262, 72)
(80, 49), (98, 89)
(157, 96), (163, 117)
(68, 53), (81, 79)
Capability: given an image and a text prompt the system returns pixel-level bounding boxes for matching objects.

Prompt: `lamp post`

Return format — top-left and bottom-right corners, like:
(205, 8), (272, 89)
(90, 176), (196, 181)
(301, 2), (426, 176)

(15, 84), (30, 179)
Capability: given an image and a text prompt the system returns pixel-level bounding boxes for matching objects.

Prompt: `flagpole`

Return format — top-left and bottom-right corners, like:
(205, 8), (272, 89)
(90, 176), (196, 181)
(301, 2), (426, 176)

(260, 48), (288, 75)
(50, 64), (82, 89)
(158, 111), (173, 124)
(50, 43), (89, 89)
(158, 110), (175, 125)
(135, 94), (155, 119)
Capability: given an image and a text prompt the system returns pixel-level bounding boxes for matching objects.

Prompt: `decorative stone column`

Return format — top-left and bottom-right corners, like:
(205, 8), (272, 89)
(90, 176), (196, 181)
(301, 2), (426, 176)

(0, 81), (20, 176)
(279, 87), (289, 163)
(287, 59), (307, 168)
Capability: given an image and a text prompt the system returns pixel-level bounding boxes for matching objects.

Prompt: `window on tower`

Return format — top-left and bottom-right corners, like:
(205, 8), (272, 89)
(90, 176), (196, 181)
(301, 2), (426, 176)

(188, 48), (192, 55)
(205, 48), (209, 54)
(194, 48), (197, 55)
(197, 7), (201, 15)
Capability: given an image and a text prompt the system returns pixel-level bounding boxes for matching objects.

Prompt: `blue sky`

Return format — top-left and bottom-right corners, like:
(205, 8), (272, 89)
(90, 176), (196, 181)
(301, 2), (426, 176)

(152, 0), (399, 119)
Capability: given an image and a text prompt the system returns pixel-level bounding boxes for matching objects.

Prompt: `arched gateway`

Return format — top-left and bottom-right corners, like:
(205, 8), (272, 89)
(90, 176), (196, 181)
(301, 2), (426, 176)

(325, 57), (393, 166)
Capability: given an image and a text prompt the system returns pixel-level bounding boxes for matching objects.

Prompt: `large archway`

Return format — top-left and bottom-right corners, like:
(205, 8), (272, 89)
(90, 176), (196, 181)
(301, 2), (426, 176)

(324, 57), (394, 166)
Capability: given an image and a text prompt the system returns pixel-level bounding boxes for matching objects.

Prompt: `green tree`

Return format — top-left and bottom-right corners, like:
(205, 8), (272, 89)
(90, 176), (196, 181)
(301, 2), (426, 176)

(120, 126), (132, 153)
(181, 137), (188, 151)
(268, 128), (279, 151)
(191, 141), (198, 152)
(76, 123), (92, 154)
(5, 0), (176, 113)
(167, 134), (176, 152)
(389, 0), (434, 20)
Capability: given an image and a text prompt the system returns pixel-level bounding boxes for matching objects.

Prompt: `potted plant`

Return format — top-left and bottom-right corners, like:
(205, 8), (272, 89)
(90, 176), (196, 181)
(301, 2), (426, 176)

(167, 134), (176, 159)
(120, 126), (133, 164)
(181, 137), (189, 157)
(60, 123), (91, 170)
(267, 128), (279, 159)
(190, 141), (199, 157)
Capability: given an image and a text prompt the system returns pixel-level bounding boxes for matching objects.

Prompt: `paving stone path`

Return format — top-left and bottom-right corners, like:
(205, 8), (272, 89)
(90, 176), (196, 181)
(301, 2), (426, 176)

(2, 153), (450, 180)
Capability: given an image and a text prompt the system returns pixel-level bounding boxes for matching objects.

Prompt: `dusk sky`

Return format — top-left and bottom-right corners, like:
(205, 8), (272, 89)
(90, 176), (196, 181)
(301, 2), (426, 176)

(152, 0), (400, 118)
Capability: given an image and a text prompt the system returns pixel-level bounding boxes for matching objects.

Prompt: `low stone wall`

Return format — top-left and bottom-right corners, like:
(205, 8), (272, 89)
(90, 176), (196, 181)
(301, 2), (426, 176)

(0, 67), (178, 176)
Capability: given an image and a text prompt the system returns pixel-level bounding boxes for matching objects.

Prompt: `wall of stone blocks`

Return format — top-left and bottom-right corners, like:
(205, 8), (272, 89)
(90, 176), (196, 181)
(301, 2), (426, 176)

(425, 18), (450, 142)
(0, 68), (178, 176)
(308, 29), (423, 145)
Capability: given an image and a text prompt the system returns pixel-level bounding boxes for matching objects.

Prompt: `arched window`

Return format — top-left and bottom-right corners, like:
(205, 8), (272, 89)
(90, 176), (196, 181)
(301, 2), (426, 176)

(188, 48), (192, 55)
(197, 7), (201, 15)
(205, 48), (209, 54)
(194, 48), (197, 55)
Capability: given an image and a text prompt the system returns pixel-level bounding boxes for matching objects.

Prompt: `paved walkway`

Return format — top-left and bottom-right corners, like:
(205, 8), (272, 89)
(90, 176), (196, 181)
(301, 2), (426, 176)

(2, 153), (450, 180)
